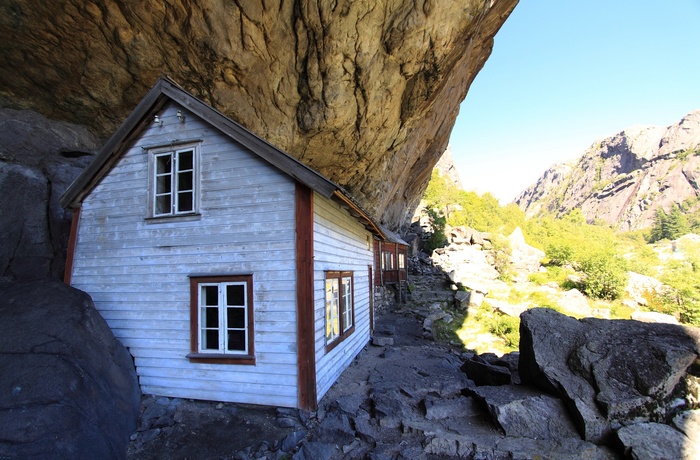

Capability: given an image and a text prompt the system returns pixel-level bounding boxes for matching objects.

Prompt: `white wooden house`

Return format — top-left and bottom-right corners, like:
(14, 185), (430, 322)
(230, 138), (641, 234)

(60, 77), (388, 410)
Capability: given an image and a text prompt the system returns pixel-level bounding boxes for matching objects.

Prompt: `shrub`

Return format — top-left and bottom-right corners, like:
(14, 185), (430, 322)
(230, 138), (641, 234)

(659, 257), (700, 326)
(528, 265), (572, 287)
(487, 314), (520, 349)
(578, 251), (629, 300)
(490, 234), (513, 281)
(626, 245), (661, 277)
(546, 242), (575, 266)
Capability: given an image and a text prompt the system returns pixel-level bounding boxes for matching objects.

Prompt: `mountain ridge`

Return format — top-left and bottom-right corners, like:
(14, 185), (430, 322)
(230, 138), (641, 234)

(515, 109), (700, 231)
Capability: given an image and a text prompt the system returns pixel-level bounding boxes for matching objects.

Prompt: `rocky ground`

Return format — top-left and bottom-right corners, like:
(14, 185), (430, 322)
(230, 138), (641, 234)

(127, 265), (699, 460)
(127, 306), (624, 460)
(126, 308), (467, 460)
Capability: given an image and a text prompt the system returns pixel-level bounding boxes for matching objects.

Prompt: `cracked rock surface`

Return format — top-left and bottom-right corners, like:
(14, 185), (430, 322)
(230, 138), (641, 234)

(0, 0), (518, 227)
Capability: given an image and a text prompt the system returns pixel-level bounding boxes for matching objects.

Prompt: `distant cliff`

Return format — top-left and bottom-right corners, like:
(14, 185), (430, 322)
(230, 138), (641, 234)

(515, 110), (700, 231)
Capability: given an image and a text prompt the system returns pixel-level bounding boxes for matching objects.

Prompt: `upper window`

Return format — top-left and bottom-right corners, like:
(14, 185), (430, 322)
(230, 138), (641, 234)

(149, 146), (199, 218)
(325, 271), (354, 351)
(188, 275), (255, 365)
(381, 251), (394, 270)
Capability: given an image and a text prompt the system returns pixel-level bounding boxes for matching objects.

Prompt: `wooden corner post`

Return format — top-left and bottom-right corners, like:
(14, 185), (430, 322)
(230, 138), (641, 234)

(295, 183), (317, 410)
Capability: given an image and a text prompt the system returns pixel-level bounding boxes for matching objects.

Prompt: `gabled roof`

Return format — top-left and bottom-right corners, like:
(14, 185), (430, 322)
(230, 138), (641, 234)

(60, 76), (386, 239)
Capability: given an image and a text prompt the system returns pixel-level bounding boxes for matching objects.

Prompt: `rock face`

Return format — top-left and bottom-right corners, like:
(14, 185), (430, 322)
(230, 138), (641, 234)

(0, 0), (518, 229)
(0, 109), (98, 281)
(519, 308), (700, 444)
(516, 110), (700, 231)
(0, 279), (140, 459)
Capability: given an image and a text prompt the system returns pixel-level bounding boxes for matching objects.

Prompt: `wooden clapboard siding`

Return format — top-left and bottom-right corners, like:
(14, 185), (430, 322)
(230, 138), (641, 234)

(70, 102), (301, 407)
(312, 192), (373, 401)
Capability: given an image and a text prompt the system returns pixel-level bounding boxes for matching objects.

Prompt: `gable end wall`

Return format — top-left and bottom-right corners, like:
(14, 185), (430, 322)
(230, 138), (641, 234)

(70, 102), (300, 407)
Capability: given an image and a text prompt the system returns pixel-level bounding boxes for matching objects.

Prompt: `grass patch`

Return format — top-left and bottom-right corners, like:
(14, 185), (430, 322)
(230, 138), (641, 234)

(485, 314), (520, 349)
(529, 265), (575, 287)
(608, 300), (634, 319)
(432, 308), (467, 346)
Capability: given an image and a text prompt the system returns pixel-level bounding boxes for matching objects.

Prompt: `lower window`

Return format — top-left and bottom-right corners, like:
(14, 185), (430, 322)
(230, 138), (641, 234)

(188, 275), (255, 364)
(325, 271), (355, 351)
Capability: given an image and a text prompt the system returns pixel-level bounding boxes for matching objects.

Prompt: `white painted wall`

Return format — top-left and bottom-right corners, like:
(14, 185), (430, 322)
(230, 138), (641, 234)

(313, 193), (374, 400)
(71, 102), (300, 407)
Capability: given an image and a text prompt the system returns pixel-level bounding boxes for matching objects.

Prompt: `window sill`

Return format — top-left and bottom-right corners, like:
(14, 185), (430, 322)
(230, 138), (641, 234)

(186, 353), (256, 365)
(145, 213), (201, 224)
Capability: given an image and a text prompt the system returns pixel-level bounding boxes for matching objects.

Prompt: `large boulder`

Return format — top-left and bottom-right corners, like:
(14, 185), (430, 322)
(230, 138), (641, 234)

(0, 279), (140, 459)
(615, 422), (697, 460)
(464, 384), (580, 440)
(508, 227), (545, 281)
(519, 308), (700, 444)
(0, 108), (98, 281)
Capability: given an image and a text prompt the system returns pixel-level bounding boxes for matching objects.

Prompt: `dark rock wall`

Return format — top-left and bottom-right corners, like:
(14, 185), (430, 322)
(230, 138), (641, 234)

(0, 109), (98, 281)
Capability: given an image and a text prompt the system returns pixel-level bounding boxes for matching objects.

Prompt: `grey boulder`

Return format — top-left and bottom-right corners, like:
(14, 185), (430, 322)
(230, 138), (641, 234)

(0, 279), (140, 459)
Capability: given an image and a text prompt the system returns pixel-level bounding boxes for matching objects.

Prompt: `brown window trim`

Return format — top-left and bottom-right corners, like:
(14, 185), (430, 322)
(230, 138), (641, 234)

(188, 274), (255, 365)
(324, 270), (355, 353)
(186, 353), (256, 365)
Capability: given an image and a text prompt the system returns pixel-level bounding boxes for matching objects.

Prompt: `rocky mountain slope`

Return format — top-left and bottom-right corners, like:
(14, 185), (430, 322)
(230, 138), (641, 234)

(0, 0), (518, 229)
(515, 110), (700, 231)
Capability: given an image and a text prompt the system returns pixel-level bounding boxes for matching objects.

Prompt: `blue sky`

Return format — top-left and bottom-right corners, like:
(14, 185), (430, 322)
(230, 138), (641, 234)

(449, 0), (700, 203)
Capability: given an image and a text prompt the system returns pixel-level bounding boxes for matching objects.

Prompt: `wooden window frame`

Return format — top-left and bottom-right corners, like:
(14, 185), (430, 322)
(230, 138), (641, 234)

(147, 143), (200, 219)
(187, 275), (255, 365)
(325, 271), (355, 353)
(382, 250), (394, 270)
(398, 251), (406, 269)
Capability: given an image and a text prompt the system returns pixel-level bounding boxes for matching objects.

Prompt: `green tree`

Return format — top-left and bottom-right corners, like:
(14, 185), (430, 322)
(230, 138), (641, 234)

(578, 251), (629, 300)
(425, 208), (447, 253)
(665, 206), (689, 239)
(649, 206), (689, 242)
(649, 209), (667, 242)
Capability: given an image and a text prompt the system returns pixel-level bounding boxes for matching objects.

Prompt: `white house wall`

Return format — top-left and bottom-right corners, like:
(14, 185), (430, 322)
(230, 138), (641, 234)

(313, 192), (374, 401)
(70, 102), (299, 408)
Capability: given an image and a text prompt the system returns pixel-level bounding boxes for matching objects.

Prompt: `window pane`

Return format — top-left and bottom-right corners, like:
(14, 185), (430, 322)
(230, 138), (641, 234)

(204, 307), (219, 328)
(156, 155), (172, 174)
(203, 329), (219, 350)
(227, 330), (246, 351)
(342, 276), (353, 331)
(155, 194), (171, 215)
(178, 171), (193, 191)
(226, 284), (245, 306)
(203, 285), (219, 306)
(325, 278), (339, 341)
(227, 306), (245, 329)
(177, 192), (193, 212)
(178, 150), (193, 171)
(156, 174), (171, 194)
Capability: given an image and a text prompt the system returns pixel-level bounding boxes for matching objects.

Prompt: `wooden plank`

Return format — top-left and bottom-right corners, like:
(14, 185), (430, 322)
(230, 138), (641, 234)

(295, 182), (317, 411)
(140, 384), (297, 408)
(63, 207), (80, 284)
(138, 374), (296, 395)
